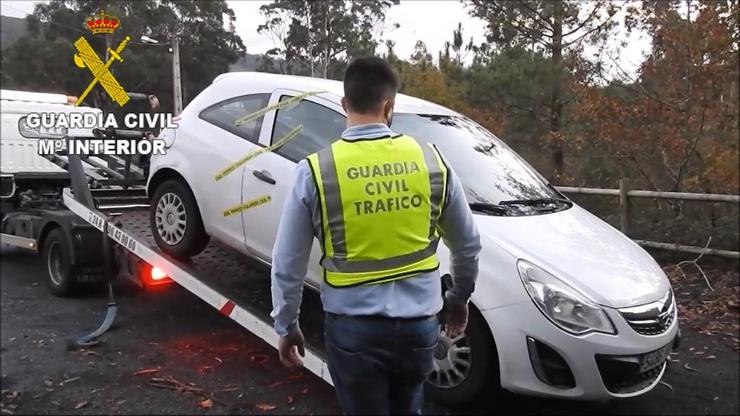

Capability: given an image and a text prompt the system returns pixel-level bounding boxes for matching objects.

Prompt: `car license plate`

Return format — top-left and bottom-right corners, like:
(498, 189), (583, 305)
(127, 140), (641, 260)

(639, 344), (672, 373)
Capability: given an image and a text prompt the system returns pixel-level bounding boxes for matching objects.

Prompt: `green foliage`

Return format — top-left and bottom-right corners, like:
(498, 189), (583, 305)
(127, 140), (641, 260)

(0, 0), (244, 112)
(257, 0), (398, 79)
(467, 0), (620, 180)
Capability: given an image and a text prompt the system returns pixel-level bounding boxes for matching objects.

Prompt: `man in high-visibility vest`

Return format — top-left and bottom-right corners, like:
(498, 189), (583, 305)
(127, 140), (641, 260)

(271, 57), (481, 415)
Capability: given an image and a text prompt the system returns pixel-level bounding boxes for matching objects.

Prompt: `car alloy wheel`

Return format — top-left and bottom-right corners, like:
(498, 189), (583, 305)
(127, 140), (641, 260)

(155, 192), (188, 245)
(429, 330), (473, 388)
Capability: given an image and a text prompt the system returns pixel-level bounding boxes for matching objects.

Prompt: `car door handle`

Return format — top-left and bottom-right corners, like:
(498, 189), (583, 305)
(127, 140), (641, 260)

(252, 169), (276, 185)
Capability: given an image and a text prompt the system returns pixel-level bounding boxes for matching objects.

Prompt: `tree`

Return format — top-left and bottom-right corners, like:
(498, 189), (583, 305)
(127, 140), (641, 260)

(467, 0), (620, 180)
(409, 40), (433, 69)
(390, 43), (506, 149)
(257, 0), (397, 79)
(577, 0), (738, 194)
(0, 0), (244, 112)
(447, 22), (474, 67)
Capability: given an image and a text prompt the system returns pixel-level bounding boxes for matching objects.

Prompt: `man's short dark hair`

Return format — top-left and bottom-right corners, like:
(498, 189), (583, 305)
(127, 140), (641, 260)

(343, 57), (400, 114)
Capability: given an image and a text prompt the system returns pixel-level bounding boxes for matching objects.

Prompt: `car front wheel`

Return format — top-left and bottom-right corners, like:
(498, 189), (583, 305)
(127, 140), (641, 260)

(150, 179), (209, 258)
(425, 308), (499, 405)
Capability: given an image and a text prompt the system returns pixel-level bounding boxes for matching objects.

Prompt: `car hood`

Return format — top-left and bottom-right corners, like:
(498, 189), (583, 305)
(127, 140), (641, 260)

(474, 204), (670, 308)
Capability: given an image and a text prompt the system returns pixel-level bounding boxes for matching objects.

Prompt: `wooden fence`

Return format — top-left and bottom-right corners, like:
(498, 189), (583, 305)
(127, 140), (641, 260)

(555, 180), (740, 259)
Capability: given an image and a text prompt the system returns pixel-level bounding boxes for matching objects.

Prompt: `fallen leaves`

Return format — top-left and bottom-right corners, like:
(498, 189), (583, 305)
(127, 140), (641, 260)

(268, 373), (306, 390)
(249, 354), (269, 365)
(268, 381), (285, 389)
(74, 400), (89, 410)
(198, 398), (213, 409)
(1, 389), (20, 413)
(665, 265), (739, 348)
(254, 403), (277, 411)
(197, 365), (215, 376)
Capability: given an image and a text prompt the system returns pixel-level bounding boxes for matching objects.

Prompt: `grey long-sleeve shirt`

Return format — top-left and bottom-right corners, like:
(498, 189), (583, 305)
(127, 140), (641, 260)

(270, 123), (481, 336)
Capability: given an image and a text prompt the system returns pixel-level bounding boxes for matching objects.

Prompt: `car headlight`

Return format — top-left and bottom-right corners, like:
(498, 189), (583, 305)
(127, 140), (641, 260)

(517, 260), (616, 335)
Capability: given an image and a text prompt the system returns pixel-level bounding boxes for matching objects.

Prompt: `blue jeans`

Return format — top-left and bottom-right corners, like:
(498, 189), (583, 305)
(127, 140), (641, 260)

(324, 313), (440, 415)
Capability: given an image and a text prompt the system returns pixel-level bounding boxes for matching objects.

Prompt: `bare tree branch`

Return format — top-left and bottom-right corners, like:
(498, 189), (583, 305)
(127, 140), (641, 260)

(563, 2), (602, 38)
(519, 1), (554, 34)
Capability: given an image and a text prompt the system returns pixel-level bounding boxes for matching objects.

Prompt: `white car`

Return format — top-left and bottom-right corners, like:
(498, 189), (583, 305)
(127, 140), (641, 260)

(147, 72), (679, 403)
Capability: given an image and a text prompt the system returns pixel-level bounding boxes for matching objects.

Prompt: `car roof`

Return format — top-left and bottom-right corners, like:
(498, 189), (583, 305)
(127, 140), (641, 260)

(211, 72), (459, 116)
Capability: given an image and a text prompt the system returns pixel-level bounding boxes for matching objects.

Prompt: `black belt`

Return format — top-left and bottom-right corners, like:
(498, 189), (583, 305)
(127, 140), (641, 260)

(326, 312), (436, 322)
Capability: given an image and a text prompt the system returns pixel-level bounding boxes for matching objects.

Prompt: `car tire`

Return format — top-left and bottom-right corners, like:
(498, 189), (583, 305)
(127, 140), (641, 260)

(43, 228), (79, 297)
(425, 306), (500, 406)
(150, 179), (209, 259)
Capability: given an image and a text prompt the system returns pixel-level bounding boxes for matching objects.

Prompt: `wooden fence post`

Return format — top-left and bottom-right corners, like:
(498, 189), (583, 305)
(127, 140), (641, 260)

(619, 178), (631, 236)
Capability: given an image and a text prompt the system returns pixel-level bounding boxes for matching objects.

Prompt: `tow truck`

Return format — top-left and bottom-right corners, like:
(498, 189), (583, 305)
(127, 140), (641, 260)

(0, 91), (333, 383)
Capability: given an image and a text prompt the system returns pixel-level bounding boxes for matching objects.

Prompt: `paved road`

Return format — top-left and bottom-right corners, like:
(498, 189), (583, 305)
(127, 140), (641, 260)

(1, 246), (738, 415)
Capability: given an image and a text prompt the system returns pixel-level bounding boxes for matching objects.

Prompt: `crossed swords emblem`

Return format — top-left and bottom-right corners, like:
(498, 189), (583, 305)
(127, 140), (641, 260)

(73, 35), (131, 107)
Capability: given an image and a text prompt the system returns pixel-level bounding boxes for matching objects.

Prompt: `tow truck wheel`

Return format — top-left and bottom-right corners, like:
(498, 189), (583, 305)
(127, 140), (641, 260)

(150, 179), (209, 259)
(43, 228), (78, 297)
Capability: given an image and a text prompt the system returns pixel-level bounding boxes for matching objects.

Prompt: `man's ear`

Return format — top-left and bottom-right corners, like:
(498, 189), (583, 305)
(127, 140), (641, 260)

(341, 97), (348, 113)
(384, 98), (395, 117)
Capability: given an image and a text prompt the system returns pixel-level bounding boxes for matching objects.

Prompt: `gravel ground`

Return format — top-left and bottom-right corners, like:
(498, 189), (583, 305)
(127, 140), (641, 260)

(1, 245), (738, 415)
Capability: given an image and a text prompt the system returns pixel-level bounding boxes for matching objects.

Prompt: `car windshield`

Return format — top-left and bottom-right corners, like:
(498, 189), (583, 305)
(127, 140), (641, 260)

(392, 113), (566, 213)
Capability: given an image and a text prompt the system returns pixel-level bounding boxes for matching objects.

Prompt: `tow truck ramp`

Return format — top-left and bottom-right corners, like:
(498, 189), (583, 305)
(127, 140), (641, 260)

(2, 126), (332, 385)
(61, 188), (333, 386)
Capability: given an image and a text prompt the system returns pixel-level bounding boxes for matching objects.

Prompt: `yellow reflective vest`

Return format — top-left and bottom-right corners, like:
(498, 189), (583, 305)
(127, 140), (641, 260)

(306, 134), (449, 287)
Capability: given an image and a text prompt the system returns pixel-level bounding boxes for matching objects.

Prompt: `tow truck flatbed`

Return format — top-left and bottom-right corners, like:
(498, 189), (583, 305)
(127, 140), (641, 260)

(61, 188), (333, 385)
(2, 122), (333, 387)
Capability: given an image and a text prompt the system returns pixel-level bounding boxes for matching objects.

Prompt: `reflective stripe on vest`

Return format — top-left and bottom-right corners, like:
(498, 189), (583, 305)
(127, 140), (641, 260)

(306, 134), (448, 287)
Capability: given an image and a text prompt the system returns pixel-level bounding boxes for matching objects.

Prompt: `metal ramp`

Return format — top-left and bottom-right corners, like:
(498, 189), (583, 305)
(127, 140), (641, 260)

(47, 127), (333, 384)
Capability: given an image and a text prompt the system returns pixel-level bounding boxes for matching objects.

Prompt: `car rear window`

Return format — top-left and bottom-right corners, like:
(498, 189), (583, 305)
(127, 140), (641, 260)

(199, 94), (270, 143)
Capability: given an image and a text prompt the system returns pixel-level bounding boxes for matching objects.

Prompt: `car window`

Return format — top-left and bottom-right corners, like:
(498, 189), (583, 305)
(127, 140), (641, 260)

(272, 96), (345, 161)
(199, 94), (270, 143)
(392, 113), (562, 208)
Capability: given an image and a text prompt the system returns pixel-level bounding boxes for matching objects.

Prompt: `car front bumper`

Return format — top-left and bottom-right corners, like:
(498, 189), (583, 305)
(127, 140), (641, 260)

(481, 300), (679, 400)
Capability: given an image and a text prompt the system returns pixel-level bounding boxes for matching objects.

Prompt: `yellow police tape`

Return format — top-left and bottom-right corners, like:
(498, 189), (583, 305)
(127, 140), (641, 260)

(222, 195), (272, 217)
(233, 90), (325, 127)
(214, 124), (304, 181)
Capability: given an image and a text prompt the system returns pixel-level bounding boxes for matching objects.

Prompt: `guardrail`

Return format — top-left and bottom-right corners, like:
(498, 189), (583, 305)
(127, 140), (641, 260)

(555, 180), (740, 259)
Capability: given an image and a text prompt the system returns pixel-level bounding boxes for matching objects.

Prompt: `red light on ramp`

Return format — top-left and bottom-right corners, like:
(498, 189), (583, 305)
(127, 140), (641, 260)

(151, 267), (168, 281)
(140, 264), (172, 287)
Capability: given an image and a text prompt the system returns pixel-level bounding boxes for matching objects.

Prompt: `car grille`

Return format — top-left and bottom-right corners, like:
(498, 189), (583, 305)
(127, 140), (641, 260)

(619, 290), (675, 336)
(595, 354), (666, 394)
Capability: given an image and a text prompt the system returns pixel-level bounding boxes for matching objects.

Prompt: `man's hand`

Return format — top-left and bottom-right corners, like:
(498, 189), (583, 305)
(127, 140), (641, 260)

(441, 300), (469, 339)
(148, 94), (160, 111)
(278, 327), (305, 368)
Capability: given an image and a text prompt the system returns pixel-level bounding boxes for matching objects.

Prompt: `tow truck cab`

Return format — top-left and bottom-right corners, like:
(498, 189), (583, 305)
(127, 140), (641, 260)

(0, 90), (101, 207)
